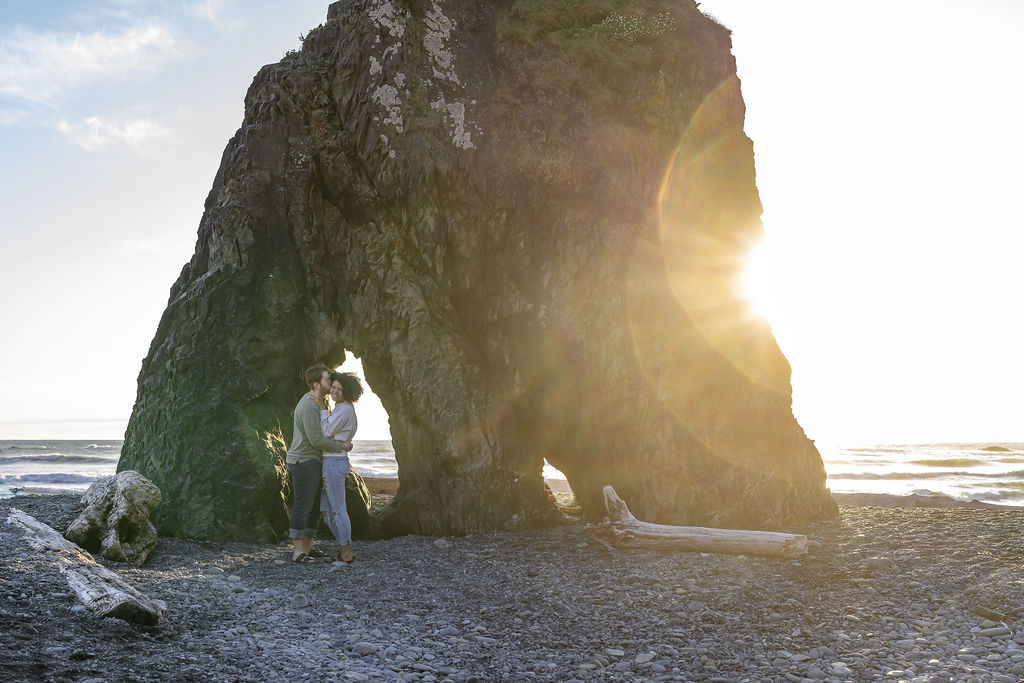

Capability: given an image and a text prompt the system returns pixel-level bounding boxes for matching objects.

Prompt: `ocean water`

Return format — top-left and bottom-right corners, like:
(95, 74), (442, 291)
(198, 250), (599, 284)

(2, 440), (1023, 505)
(0, 440), (122, 496)
(821, 442), (1024, 505)
(0, 439), (401, 497)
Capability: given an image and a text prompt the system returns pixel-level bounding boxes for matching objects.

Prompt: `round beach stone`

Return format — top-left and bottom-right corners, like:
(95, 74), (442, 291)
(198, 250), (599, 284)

(352, 642), (378, 656)
(866, 557), (895, 570)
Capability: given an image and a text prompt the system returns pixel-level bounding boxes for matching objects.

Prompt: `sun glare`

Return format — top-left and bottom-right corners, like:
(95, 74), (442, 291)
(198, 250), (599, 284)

(739, 238), (778, 321)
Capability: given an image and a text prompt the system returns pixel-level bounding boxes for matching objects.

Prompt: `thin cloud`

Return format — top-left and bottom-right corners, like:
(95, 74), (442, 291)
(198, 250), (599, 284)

(0, 23), (180, 104)
(185, 0), (241, 29)
(56, 115), (172, 152)
(186, 0), (224, 22)
(0, 109), (29, 126)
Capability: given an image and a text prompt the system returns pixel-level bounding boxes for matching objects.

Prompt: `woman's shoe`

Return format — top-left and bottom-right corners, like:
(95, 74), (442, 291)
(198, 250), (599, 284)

(291, 552), (316, 563)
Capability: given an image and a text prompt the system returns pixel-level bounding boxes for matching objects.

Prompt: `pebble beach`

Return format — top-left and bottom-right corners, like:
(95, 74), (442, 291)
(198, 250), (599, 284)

(3, 493), (1024, 683)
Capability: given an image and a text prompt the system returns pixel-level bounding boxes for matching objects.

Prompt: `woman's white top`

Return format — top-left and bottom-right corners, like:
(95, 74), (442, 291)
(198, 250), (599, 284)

(320, 402), (357, 457)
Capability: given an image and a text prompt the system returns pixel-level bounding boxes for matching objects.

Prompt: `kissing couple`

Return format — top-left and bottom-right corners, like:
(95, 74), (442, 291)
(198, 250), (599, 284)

(284, 363), (364, 564)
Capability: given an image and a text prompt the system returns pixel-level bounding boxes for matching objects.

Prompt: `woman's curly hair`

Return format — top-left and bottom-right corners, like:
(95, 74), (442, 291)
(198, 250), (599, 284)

(330, 371), (364, 403)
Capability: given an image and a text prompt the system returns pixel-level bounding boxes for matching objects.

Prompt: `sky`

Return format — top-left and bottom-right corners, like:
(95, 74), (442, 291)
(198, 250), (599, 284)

(1, 1), (1021, 446)
(700, 0), (1024, 446)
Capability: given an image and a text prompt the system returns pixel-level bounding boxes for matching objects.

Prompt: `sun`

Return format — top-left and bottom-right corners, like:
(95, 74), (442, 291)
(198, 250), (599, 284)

(739, 238), (780, 322)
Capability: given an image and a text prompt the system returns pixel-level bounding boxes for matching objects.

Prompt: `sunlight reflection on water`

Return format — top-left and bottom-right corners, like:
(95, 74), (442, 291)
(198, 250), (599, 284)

(821, 442), (1024, 505)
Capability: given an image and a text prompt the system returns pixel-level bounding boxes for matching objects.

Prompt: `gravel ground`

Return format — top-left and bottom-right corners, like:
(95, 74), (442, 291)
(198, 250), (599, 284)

(3, 494), (1024, 682)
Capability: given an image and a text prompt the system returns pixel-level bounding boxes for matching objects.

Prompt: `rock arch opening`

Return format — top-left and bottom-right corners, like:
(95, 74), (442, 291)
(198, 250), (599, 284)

(333, 352), (398, 483)
(332, 338), (566, 537)
(542, 459), (577, 513)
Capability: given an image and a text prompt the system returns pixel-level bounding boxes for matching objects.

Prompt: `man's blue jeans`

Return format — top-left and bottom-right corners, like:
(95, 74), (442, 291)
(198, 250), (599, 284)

(287, 458), (321, 539)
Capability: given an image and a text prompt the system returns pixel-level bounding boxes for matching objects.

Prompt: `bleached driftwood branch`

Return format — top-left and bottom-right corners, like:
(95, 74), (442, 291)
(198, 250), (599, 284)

(7, 508), (167, 625)
(601, 486), (808, 558)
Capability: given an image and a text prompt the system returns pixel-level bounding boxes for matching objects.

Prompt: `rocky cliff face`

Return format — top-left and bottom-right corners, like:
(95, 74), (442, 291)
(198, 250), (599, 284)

(120, 0), (837, 542)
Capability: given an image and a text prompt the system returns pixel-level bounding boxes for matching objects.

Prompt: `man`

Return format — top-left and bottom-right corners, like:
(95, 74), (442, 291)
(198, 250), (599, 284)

(285, 364), (352, 563)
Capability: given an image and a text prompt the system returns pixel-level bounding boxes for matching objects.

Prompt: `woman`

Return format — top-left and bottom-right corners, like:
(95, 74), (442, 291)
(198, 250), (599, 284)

(285, 364), (351, 564)
(319, 371), (363, 563)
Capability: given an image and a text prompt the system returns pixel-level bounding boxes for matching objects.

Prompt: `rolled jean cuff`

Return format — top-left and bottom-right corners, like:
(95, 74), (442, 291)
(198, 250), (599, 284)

(289, 528), (315, 539)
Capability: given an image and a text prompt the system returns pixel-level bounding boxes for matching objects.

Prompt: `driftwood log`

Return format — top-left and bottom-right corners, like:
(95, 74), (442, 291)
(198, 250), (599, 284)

(7, 508), (167, 625)
(601, 486), (808, 558)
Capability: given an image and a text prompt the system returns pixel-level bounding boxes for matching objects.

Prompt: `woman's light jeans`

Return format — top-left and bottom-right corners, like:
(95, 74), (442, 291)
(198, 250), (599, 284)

(320, 455), (352, 546)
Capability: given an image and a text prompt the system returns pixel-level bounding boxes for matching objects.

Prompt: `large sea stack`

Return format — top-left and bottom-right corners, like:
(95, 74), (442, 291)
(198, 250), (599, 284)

(119, 0), (838, 542)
